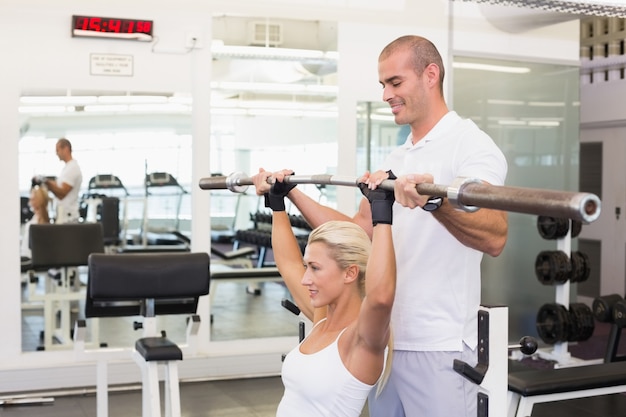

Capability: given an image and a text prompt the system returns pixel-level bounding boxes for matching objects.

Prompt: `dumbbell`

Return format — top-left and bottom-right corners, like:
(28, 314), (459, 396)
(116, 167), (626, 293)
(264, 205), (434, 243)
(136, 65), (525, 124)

(613, 299), (626, 328)
(509, 336), (538, 355)
(592, 294), (624, 323)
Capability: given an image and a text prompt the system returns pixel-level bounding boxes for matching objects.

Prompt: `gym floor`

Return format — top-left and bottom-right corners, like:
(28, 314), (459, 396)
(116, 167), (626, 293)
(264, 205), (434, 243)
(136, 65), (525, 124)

(13, 245), (626, 417)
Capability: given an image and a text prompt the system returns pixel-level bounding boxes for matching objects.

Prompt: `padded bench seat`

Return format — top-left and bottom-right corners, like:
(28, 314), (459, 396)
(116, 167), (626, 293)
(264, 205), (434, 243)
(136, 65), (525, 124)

(508, 361), (626, 417)
(509, 361), (626, 396)
(136, 337), (182, 362)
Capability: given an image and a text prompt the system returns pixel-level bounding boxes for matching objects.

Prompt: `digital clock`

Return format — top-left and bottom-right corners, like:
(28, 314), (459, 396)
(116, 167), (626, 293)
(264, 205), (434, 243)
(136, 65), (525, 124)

(72, 15), (153, 41)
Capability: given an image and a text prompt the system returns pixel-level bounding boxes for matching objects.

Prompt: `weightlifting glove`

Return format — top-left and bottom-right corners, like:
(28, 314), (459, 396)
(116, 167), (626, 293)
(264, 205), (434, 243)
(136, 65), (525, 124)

(264, 174), (297, 212)
(358, 182), (394, 226)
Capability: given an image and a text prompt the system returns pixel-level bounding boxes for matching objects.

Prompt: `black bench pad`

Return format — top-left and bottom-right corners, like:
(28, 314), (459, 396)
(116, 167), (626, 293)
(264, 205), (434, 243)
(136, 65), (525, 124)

(136, 337), (182, 361)
(89, 252), (209, 300)
(509, 361), (626, 396)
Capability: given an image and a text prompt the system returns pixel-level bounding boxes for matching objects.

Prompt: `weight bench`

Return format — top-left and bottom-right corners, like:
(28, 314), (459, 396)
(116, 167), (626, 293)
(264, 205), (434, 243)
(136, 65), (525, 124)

(507, 361), (626, 416)
(80, 252), (210, 417)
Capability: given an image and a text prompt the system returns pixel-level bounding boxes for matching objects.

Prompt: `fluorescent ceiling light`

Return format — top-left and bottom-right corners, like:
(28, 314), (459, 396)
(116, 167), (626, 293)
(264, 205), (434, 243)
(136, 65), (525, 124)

(98, 95), (169, 104)
(453, 62), (531, 74)
(128, 104), (191, 112)
(211, 81), (337, 96)
(487, 99), (526, 105)
(19, 105), (74, 113)
(20, 96), (97, 105)
(528, 101), (566, 107)
(528, 120), (561, 127)
(246, 108), (335, 118)
(212, 40), (339, 61)
(497, 120), (527, 126)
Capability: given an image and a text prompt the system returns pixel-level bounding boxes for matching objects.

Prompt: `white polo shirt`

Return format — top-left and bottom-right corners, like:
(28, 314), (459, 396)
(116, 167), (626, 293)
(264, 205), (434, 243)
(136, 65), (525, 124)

(382, 111), (507, 352)
(56, 159), (83, 223)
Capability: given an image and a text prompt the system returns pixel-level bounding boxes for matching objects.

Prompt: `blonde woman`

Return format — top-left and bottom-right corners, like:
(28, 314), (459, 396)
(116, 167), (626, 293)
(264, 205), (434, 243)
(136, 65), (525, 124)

(21, 185), (51, 258)
(252, 169), (396, 417)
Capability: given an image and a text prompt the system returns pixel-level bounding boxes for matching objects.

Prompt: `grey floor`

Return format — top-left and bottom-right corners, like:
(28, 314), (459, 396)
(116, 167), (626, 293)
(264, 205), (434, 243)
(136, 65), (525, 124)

(0, 377), (286, 416)
(12, 247), (626, 417)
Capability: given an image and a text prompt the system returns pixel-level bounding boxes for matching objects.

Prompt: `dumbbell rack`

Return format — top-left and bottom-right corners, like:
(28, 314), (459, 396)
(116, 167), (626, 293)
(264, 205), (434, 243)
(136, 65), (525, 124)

(535, 225), (573, 365)
(532, 221), (600, 367)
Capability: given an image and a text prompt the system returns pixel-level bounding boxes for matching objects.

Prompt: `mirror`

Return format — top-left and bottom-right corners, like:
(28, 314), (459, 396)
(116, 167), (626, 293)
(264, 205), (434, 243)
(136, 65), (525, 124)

(18, 17), (340, 353)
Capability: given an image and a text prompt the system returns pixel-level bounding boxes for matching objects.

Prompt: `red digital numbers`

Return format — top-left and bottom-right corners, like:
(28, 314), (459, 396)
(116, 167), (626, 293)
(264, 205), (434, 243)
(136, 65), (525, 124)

(136, 21), (152, 34)
(88, 17), (102, 32)
(72, 15), (153, 36)
(108, 19), (121, 33)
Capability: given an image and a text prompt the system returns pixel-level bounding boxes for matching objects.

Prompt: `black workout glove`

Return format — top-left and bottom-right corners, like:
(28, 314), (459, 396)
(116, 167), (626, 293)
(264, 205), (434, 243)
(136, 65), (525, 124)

(358, 182), (394, 226)
(264, 174), (297, 212)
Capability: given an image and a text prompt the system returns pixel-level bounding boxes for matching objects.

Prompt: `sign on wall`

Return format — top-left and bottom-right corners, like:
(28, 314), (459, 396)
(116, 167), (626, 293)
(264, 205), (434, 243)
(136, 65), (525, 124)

(90, 53), (133, 76)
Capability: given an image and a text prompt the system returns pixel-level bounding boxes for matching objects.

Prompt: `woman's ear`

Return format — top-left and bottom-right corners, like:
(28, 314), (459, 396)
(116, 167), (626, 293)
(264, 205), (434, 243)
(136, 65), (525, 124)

(344, 264), (359, 285)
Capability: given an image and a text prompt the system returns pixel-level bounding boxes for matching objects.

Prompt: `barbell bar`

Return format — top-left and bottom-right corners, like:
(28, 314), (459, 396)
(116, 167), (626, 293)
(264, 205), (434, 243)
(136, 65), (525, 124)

(198, 172), (601, 224)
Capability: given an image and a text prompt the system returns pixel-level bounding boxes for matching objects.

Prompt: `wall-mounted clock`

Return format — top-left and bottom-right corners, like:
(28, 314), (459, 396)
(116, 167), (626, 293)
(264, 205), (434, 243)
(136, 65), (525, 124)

(72, 15), (153, 41)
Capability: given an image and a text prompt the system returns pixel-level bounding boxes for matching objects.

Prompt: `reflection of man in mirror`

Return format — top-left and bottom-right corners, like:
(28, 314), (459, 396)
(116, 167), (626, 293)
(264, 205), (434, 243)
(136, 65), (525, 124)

(45, 138), (83, 224)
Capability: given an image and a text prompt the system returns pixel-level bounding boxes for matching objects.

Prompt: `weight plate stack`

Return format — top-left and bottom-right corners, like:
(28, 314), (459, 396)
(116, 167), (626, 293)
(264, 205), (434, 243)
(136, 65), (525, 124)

(536, 216), (583, 239)
(567, 303), (595, 342)
(536, 302), (570, 344)
(592, 294), (624, 323)
(535, 250), (572, 285)
(570, 251), (591, 283)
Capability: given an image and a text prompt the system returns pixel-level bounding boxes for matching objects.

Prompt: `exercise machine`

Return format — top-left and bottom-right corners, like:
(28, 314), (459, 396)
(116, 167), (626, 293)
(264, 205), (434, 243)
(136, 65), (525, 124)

(134, 171), (190, 251)
(26, 223), (105, 350)
(82, 174), (129, 249)
(74, 251), (210, 417)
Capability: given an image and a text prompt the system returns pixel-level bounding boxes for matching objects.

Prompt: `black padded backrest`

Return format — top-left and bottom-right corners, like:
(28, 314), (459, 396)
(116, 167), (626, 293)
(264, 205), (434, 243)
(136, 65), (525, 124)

(29, 223), (105, 268)
(85, 252), (210, 318)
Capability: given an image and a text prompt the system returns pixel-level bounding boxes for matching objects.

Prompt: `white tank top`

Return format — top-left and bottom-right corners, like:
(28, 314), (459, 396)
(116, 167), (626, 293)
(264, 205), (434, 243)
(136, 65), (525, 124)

(276, 324), (376, 417)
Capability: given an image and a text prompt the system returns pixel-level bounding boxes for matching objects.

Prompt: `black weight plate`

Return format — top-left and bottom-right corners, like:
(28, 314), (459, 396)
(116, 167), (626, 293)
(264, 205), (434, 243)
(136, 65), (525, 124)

(536, 302), (569, 344)
(537, 216), (569, 240)
(568, 303), (595, 342)
(535, 251), (571, 285)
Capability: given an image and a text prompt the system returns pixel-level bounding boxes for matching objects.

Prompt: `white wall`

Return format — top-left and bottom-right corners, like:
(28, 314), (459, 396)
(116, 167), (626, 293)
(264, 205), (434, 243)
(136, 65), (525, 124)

(0, 0), (581, 394)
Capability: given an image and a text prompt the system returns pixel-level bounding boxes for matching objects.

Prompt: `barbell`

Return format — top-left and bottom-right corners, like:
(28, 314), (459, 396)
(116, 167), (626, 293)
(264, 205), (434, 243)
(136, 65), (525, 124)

(198, 172), (601, 224)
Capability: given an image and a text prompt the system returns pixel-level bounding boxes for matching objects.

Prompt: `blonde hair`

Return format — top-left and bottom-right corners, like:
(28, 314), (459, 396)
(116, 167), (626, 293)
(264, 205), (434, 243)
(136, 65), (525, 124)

(307, 220), (393, 395)
(307, 220), (371, 297)
(31, 185), (51, 224)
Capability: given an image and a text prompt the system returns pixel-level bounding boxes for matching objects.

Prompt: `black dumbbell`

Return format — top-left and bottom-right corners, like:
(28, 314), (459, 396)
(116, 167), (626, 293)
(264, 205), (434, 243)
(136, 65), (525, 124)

(509, 336), (538, 355)
(613, 299), (626, 328)
(592, 294), (624, 323)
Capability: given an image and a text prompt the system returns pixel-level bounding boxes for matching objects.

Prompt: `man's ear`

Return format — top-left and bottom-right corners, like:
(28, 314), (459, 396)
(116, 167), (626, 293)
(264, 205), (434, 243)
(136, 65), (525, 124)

(424, 62), (439, 87)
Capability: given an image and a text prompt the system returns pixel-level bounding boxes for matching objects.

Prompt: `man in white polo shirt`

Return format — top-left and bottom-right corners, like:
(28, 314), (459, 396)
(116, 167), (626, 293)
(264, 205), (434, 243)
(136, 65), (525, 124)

(45, 138), (83, 224)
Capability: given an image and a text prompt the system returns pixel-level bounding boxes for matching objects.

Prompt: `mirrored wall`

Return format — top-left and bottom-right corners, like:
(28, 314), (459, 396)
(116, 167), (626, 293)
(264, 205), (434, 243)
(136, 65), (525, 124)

(18, 15), (341, 352)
